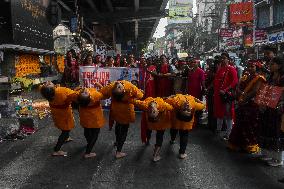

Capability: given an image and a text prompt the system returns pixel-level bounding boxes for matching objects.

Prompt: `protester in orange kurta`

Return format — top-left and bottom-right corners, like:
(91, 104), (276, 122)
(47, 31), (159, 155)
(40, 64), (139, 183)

(77, 87), (105, 158)
(165, 94), (205, 159)
(133, 97), (173, 161)
(40, 82), (77, 157)
(99, 80), (144, 158)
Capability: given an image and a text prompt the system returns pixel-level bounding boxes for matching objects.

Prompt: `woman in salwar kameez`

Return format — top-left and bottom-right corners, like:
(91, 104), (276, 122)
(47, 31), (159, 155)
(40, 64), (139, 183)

(259, 57), (284, 167)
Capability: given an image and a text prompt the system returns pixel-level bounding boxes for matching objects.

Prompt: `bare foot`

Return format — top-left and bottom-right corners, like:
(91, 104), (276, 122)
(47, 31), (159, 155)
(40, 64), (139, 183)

(179, 153), (187, 159)
(116, 152), (127, 159)
(84, 152), (97, 159)
(153, 155), (161, 162)
(52, 151), (67, 157)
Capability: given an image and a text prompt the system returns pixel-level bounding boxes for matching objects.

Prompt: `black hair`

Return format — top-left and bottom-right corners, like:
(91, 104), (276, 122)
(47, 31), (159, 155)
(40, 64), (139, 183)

(271, 56), (284, 75)
(40, 86), (55, 101)
(263, 46), (277, 54)
(221, 52), (230, 59)
(77, 93), (91, 107)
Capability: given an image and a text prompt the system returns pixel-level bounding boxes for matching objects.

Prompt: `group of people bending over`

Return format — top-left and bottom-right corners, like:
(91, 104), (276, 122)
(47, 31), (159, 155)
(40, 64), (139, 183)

(39, 80), (205, 161)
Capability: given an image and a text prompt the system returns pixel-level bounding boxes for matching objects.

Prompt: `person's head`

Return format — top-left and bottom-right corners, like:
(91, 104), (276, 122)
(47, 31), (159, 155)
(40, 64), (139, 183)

(129, 54), (135, 64)
(190, 59), (200, 69)
(66, 50), (73, 60)
(95, 55), (102, 64)
(171, 58), (178, 65)
(77, 89), (91, 107)
(160, 55), (167, 64)
(40, 82), (55, 101)
(146, 57), (153, 66)
(140, 56), (146, 66)
(270, 57), (284, 75)
(263, 46), (277, 61)
(147, 101), (159, 122)
(247, 60), (262, 75)
(84, 54), (93, 66)
(220, 52), (230, 66)
(112, 82), (125, 101)
(105, 56), (114, 67)
(176, 101), (193, 122)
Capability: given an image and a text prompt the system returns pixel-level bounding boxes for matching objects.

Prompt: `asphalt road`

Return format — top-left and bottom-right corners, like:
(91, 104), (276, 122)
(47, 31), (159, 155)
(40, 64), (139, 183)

(0, 111), (284, 189)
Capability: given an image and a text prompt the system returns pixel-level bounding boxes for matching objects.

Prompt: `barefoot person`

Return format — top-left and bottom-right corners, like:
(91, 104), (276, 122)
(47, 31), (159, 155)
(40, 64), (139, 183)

(40, 82), (77, 156)
(77, 87), (105, 158)
(99, 80), (143, 159)
(133, 97), (173, 162)
(165, 94), (205, 159)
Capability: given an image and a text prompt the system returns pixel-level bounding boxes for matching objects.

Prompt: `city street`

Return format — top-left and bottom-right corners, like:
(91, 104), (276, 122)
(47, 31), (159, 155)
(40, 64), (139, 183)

(0, 112), (284, 189)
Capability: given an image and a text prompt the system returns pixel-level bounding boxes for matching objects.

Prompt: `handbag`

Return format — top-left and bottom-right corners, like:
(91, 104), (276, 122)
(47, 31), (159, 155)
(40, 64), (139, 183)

(219, 68), (236, 103)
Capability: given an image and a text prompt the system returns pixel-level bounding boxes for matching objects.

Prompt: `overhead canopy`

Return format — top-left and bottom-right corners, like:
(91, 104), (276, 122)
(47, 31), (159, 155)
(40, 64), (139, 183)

(58, 0), (168, 53)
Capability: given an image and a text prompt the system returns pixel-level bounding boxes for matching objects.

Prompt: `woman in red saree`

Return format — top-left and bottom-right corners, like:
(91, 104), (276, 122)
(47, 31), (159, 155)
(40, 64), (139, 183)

(213, 52), (238, 140)
(62, 50), (79, 87)
(156, 55), (171, 97)
(228, 60), (266, 153)
(141, 57), (157, 144)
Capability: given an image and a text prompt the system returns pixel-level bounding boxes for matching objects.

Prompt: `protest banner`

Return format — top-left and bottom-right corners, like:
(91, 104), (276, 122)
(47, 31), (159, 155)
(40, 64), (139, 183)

(254, 84), (283, 109)
(79, 66), (140, 107)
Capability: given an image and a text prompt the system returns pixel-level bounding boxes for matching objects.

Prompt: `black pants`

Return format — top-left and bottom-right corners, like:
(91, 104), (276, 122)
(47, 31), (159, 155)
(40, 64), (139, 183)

(84, 128), (100, 154)
(170, 129), (189, 154)
(156, 130), (165, 147)
(115, 123), (129, 152)
(146, 129), (152, 142)
(54, 130), (70, 152)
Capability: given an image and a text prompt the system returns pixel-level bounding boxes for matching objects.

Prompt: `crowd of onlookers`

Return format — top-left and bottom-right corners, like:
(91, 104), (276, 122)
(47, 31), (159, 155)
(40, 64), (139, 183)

(61, 47), (284, 169)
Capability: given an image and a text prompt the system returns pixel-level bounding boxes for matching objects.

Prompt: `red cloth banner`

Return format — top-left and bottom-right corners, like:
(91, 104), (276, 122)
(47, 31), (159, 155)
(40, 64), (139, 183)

(254, 84), (283, 109)
(220, 28), (233, 38)
(230, 2), (254, 25)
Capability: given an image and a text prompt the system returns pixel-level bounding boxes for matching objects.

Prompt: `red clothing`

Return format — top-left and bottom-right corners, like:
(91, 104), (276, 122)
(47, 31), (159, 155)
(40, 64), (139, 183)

(188, 68), (205, 100)
(63, 59), (79, 83)
(213, 65), (238, 118)
(140, 65), (156, 143)
(145, 65), (156, 98)
(156, 63), (171, 97)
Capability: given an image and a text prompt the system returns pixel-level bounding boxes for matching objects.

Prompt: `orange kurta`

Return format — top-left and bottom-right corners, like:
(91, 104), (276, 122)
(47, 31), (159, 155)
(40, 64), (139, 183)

(48, 87), (77, 131)
(165, 94), (205, 130)
(79, 88), (105, 128)
(134, 97), (173, 130)
(99, 80), (144, 124)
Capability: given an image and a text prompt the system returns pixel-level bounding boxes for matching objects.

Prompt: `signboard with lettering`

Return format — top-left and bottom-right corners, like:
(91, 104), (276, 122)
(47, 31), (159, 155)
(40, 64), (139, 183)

(268, 31), (284, 44)
(229, 2), (254, 26)
(220, 28), (233, 38)
(79, 66), (140, 107)
(10, 0), (53, 50)
(254, 84), (283, 109)
(255, 30), (268, 43)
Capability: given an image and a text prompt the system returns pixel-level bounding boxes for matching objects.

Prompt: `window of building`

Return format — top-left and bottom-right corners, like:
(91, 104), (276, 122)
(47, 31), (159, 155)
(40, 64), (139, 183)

(257, 5), (270, 28)
(273, 0), (284, 25)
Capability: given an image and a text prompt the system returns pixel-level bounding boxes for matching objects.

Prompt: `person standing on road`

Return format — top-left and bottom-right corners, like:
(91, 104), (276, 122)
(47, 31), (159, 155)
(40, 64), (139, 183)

(40, 82), (77, 157)
(133, 97), (173, 161)
(99, 80), (144, 159)
(228, 60), (266, 153)
(259, 57), (284, 167)
(213, 52), (238, 140)
(77, 87), (105, 159)
(165, 94), (205, 159)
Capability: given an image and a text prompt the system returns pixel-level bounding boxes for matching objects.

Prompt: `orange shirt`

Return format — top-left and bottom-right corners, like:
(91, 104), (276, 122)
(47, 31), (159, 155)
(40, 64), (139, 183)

(165, 94), (205, 130)
(48, 87), (77, 131)
(134, 97), (173, 130)
(99, 80), (144, 124)
(78, 88), (105, 128)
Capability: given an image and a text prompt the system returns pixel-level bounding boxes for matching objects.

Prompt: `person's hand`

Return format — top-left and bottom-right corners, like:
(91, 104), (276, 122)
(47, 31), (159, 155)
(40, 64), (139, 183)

(94, 82), (103, 89)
